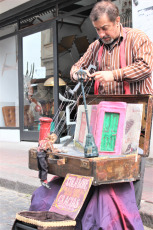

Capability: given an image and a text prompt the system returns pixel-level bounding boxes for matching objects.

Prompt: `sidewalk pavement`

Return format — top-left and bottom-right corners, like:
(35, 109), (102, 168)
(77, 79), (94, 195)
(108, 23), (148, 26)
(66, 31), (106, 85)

(0, 141), (153, 228)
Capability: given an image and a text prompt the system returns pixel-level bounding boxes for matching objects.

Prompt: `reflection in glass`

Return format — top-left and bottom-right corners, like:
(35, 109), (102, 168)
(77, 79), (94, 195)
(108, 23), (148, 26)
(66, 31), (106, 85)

(23, 28), (54, 131)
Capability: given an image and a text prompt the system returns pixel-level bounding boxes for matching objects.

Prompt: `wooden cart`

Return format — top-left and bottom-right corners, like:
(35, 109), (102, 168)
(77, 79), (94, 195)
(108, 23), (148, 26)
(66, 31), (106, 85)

(29, 95), (153, 185)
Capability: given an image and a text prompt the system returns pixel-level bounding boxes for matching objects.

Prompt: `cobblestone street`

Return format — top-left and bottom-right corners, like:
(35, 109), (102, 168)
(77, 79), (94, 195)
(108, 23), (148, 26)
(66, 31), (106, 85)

(0, 187), (31, 230)
(0, 186), (152, 230)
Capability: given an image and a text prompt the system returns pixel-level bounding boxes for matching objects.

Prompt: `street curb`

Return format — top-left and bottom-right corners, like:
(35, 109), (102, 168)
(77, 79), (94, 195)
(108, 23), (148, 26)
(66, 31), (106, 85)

(0, 178), (38, 195)
(140, 201), (153, 229)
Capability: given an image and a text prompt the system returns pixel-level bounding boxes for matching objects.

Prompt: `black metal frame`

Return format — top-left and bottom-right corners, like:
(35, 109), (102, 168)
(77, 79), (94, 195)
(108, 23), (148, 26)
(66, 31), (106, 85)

(0, 0), (80, 29)
(18, 18), (59, 141)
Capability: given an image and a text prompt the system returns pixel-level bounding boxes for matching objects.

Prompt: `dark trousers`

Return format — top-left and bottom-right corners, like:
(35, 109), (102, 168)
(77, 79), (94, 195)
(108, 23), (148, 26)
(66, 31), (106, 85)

(37, 151), (48, 181)
(133, 156), (146, 209)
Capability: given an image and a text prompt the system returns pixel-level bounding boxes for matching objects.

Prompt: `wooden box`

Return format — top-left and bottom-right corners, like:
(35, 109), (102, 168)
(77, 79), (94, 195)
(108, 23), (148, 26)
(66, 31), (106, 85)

(29, 95), (153, 185)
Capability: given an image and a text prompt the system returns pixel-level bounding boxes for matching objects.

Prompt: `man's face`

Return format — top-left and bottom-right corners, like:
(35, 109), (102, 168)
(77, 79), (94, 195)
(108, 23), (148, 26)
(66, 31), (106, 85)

(92, 14), (120, 44)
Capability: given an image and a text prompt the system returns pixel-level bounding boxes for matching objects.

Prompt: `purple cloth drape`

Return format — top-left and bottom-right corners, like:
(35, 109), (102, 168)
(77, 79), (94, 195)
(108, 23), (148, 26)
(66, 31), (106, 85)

(29, 177), (144, 230)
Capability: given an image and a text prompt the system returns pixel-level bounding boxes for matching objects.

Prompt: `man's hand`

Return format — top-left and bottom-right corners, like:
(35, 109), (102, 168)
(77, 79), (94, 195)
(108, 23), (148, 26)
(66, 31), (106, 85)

(89, 71), (114, 83)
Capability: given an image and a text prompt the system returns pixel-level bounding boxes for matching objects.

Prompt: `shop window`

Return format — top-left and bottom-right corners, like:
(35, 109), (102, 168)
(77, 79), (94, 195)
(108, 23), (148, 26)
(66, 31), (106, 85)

(23, 28), (55, 131)
(0, 36), (19, 127)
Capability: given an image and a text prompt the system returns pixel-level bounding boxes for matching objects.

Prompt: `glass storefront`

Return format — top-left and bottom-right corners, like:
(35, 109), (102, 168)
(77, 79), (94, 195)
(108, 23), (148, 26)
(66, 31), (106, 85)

(22, 28), (54, 132)
(0, 36), (19, 128)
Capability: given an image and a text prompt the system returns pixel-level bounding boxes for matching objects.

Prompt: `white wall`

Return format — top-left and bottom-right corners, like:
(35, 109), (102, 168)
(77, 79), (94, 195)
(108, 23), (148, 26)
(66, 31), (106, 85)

(132, 0), (153, 41)
(0, 129), (20, 142)
(0, 37), (18, 103)
(0, 36), (19, 128)
(132, 0), (153, 158)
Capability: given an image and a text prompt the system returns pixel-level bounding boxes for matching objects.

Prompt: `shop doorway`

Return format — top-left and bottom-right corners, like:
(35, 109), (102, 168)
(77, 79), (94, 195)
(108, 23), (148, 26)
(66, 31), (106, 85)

(20, 26), (56, 141)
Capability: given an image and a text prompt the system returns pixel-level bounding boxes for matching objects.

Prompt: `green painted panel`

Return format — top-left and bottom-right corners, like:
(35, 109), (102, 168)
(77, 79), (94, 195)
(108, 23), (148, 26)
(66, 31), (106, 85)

(100, 112), (119, 151)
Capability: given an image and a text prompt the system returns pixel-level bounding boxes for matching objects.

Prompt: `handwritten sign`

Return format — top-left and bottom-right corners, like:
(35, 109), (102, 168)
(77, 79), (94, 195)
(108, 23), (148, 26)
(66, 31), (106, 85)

(49, 174), (93, 220)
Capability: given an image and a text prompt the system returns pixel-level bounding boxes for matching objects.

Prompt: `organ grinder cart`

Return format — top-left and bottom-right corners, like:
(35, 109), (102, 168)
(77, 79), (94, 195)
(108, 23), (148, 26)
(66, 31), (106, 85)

(29, 94), (153, 185)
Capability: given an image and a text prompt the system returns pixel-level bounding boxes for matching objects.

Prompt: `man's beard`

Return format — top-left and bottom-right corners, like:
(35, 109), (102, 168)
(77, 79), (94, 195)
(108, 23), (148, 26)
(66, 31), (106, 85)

(101, 36), (114, 44)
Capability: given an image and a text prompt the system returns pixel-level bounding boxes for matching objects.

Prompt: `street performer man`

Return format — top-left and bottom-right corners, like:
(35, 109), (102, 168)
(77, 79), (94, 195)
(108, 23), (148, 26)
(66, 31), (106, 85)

(70, 0), (153, 210)
(29, 1), (153, 229)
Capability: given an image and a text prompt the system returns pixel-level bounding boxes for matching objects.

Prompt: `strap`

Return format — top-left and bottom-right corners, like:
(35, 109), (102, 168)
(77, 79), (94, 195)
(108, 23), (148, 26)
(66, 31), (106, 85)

(120, 29), (131, 94)
(94, 45), (104, 95)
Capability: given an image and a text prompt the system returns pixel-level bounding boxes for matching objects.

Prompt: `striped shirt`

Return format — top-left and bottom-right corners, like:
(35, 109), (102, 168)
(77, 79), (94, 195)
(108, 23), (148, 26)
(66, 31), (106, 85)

(70, 25), (153, 95)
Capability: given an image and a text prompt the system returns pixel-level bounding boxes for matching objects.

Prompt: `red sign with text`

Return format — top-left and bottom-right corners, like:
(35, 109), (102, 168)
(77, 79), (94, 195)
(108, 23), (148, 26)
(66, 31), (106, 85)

(49, 174), (93, 220)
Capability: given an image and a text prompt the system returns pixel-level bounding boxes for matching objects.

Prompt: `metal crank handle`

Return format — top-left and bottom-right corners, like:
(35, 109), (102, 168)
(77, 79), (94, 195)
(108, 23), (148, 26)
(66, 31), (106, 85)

(76, 65), (97, 81)
(76, 68), (87, 81)
(88, 64), (96, 74)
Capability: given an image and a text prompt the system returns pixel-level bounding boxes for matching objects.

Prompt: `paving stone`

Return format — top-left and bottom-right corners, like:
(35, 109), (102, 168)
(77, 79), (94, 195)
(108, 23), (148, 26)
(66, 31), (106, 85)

(0, 187), (31, 230)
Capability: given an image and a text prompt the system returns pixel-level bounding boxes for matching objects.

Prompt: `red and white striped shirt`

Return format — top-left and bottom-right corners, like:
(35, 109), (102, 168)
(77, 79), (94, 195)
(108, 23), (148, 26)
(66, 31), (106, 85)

(70, 25), (153, 95)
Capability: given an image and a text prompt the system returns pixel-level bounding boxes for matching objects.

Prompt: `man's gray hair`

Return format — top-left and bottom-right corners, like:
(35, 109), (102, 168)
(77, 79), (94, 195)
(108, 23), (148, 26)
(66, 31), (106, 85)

(90, 0), (119, 22)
